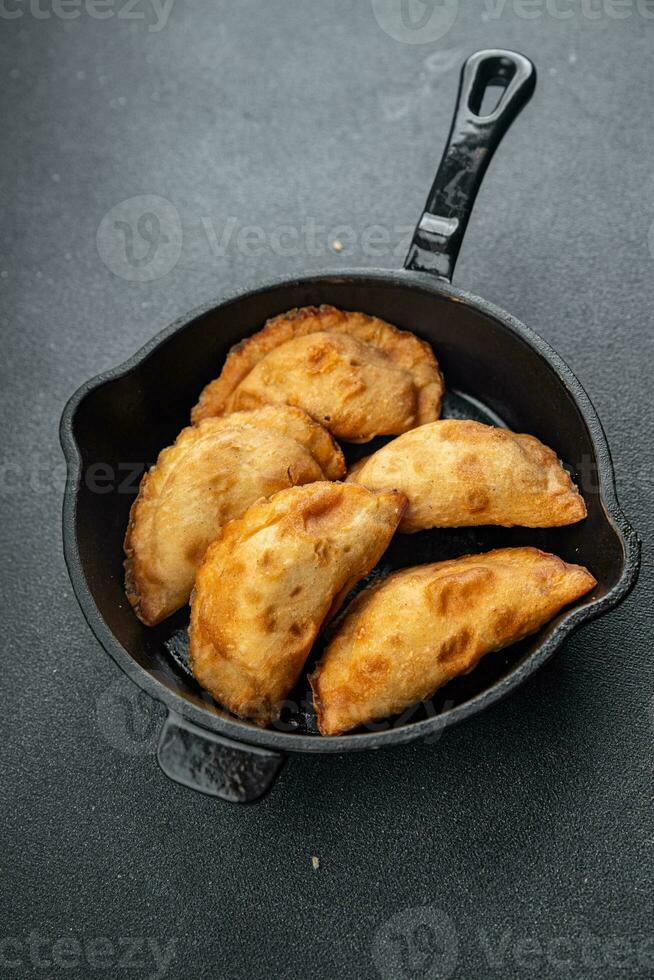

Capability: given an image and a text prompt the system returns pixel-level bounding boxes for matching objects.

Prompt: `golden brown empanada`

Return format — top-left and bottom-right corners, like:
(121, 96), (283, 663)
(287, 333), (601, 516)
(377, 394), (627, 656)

(124, 406), (345, 626)
(188, 481), (407, 725)
(191, 305), (444, 442)
(310, 547), (597, 735)
(347, 419), (586, 531)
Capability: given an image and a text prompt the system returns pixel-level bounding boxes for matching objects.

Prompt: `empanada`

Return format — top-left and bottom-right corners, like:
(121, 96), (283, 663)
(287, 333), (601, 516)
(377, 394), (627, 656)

(310, 547), (597, 735)
(188, 481), (407, 725)
(191, 305), (444, 442)
(124, 406), (345, 626)
(347, 419), (586, 531)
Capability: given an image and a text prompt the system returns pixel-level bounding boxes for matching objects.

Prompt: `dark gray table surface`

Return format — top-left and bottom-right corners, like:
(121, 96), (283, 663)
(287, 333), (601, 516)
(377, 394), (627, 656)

(1, 3), (653, 978)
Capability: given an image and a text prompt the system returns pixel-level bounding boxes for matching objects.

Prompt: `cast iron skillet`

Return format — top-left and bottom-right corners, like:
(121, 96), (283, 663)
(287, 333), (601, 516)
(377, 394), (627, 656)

(61, 51), (640, 803)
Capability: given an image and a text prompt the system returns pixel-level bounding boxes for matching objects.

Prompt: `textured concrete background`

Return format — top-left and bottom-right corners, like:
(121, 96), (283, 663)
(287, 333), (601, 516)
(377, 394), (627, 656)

(1, 2), (653, 978)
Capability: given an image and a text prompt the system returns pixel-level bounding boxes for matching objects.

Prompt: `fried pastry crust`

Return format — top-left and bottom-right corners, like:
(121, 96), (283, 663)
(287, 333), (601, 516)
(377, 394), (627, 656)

(347, 419), (586, 531)
(310, 547), (597, 735)
(191, 305), (444, 442)
(124, 406), (345, 626)
(188, 482), (407, 726)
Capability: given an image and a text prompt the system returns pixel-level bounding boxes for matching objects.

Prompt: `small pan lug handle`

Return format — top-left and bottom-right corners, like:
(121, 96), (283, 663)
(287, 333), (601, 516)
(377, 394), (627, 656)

(157, 711), (285, 803)
(405, 49), (536, 281)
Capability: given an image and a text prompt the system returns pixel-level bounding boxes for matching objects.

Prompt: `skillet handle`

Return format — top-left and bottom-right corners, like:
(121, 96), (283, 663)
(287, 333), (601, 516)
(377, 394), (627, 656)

(157, 711), (285, 803)
(405, 49), (536, 281)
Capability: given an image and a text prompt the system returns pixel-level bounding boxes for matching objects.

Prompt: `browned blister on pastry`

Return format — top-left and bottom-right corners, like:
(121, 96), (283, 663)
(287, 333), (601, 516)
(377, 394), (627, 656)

(188, 482), (407, 726)
(124, 406), (345, 626)
(310, 547), (596, 735)
(191, 305), (444, 442)
(347, 419), (586, 531)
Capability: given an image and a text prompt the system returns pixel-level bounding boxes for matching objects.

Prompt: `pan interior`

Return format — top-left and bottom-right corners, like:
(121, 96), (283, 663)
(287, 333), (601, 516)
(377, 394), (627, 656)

(69, 274), (626, 740)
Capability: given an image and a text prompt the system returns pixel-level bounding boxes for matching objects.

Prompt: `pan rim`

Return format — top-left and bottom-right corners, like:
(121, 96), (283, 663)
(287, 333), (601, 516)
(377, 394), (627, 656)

(60, 267), (641, 755)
